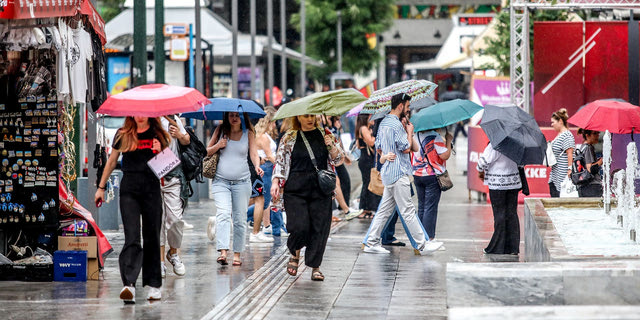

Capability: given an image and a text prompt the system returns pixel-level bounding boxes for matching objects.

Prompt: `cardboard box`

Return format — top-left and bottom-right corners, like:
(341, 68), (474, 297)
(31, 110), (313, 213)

(58, 236), (97, 258)
(87, 258), (99, 281)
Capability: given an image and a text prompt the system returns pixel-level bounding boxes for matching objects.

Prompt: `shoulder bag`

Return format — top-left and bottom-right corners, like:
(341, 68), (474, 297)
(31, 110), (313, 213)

(300, 130), (337, 196)
(202, 130), (222, 179)
(368, 151), (384, 196)
(420, 134), (453, 192)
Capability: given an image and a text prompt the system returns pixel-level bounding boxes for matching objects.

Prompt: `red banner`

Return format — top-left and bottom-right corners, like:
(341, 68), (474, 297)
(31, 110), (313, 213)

(468, 126), (583, 201)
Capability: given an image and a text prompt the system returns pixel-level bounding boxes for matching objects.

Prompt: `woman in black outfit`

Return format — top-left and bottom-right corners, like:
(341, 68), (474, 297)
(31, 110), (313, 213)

(355, 114), (380, 218)
(271, 114), (344, 281)
(95, 116), (170, 303)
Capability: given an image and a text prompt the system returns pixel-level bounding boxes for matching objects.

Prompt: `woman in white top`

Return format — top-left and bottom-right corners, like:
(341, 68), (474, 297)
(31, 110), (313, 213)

(549, 108), (574, 197)
(477, 142), (521, 255)
(206, 112), (262, 266)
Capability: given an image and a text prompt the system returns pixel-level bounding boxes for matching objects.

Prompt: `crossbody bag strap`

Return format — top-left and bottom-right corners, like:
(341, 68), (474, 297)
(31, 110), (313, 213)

(299, 130), (320, 172)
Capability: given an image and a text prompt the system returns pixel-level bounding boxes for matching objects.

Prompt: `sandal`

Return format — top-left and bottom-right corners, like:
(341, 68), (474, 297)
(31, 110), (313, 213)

(232, 259), (242, 266)
(364, 212), (373, 219)
(311, 270), (325, 281)
(217, 255), (228, 265)
(286, 257), (299, 276)
(332, 216), (342, 222)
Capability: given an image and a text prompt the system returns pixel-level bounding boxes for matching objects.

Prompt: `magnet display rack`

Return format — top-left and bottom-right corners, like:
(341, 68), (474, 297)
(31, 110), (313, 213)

(0, 48), (59, 258)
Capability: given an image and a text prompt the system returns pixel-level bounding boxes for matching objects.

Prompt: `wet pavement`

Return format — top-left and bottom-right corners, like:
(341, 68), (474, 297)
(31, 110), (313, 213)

(0, 137), (526, 319)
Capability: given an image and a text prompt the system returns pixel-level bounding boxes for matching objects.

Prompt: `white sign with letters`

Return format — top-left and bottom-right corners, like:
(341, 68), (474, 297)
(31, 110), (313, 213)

(147, 148), (181, 179)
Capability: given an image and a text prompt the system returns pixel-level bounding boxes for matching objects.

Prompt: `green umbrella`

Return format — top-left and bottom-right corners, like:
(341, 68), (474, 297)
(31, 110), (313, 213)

(410, 99), (483, 132)
(273, 88), (366, 120)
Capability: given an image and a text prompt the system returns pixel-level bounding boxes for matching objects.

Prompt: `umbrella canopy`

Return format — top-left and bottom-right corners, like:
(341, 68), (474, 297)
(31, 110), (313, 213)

(410, 99), (483, 132)
(181, 98), (266, 120)
(410, 96), (438, 112)
(346, 101), (365, 117)
(479, 104), (547, 166)
(273, 88), (366, 120)
(568, 99), (640, 134)
(96, 84), (208, 117)
(439, 90), (466, 102)
(360, 80), (437, 115)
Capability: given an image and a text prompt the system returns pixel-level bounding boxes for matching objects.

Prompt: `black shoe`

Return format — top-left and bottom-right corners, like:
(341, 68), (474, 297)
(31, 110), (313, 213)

(383, 241), (406, 247)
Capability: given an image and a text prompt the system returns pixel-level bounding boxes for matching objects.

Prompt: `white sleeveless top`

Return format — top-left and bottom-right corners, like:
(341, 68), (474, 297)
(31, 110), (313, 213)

(216, 130), (250, 180)
(257, 134), (277, 160)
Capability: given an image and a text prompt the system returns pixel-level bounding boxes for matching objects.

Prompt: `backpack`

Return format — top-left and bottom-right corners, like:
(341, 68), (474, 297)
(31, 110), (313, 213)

(179, 126), (207, 184)
(570, 145), (593, 185)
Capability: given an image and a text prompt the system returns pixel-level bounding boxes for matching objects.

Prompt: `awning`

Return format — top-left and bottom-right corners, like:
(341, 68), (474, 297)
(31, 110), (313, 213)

(0, 0), (106, 44)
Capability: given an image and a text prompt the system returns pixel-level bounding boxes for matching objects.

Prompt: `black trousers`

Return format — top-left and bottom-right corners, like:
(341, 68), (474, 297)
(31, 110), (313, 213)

(284, 172), (332, 268)
(119, 186), (163, 288)
(336, 164), (351, 205)
(578, 183), (603, 197)
(486, 189), (520, 254)
(549, 182), (560, 198)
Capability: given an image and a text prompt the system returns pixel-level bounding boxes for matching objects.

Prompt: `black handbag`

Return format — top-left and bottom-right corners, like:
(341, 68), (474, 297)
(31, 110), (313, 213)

(179, 126), (207, 183)
(300, 130), (336, 196)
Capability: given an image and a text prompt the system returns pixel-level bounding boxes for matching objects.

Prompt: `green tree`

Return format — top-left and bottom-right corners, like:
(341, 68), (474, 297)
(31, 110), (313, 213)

(291, 0), (395, 84)
(97, 0), (126, 23)
(479, 4), (570, 77)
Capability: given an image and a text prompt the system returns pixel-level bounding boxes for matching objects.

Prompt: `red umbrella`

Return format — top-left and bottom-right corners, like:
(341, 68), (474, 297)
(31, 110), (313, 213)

(96, 84), (208, 117)
(568, 99), (640, 134)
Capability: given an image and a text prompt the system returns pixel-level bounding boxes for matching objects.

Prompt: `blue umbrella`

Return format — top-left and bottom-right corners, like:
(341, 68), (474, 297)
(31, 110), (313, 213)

(410, 99), (483, 132)
(181, 98), (266, 120)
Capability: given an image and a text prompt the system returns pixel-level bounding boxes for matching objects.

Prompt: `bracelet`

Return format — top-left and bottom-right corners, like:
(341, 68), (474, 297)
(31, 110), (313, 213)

(97, 185), (106, 190)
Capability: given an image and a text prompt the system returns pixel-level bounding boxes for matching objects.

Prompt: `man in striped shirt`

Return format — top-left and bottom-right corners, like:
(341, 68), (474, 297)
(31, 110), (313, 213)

(363, 93), (443, 254)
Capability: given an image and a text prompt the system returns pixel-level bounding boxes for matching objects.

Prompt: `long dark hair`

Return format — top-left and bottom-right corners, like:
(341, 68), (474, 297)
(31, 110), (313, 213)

(114, 117), (170, 152)
(219, 112), (254, 138)
(355, 114), (370, 139)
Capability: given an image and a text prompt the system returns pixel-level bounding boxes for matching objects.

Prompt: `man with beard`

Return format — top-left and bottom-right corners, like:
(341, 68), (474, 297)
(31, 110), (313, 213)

(362, 93), (443, 255)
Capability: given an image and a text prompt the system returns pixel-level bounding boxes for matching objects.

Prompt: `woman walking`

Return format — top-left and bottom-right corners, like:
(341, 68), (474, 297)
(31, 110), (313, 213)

(549, 109), (575, 197)
(576, 129), (603, 197)
(207, 112), (263, 266)
(476, 142), (521, 255)
(355, 114), (380, 219)
(412, 127), (452, 240)
(95, 116), (170, 302)
(271, 114), (344, 281)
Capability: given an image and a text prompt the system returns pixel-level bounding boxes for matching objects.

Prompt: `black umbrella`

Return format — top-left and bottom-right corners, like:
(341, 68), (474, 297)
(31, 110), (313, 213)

(439, 90), (466, 102)
(479, 104), (547, 165)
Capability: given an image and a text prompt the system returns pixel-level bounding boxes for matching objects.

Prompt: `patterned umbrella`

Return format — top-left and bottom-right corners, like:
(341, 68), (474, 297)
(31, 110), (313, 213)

(360, 80), (438, 115)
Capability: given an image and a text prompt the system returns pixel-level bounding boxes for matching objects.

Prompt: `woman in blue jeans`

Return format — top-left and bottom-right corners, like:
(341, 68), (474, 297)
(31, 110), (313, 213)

(206, 112), (263, 266)
(412, 127), (452, 240)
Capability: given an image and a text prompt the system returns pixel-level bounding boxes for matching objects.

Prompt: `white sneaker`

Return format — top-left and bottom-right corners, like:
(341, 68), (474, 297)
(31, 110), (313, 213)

(345, 209), (363, 221)
(363, 245), (390, 254)
(183, 221), (194, 230)
(250, 232), (274, 243)
(120, 286), (135, 303)
(418, 241), (444, 255)
(207, 217), (216, 241)
(263, 225), (273, 235)
(160, 262), (166, 278)
(166, 252), (186, 276)
(145, 286), (162, 300)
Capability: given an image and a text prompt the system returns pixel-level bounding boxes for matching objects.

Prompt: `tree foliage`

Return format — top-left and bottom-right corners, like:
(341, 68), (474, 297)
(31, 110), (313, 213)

(291, 0), (395, 83)
(97, 0), (126, 23)
(479, 4), (569, 77)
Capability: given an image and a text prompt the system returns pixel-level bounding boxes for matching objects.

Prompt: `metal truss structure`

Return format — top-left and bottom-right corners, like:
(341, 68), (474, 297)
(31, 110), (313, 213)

(509, 0), (640, 113)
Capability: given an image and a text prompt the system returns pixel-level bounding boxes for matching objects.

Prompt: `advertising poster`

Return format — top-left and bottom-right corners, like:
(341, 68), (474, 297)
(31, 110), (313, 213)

(107, 56), (130, 95)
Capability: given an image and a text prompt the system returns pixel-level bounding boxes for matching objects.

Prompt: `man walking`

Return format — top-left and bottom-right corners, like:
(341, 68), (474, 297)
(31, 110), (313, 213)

(362, 93), (443, 254)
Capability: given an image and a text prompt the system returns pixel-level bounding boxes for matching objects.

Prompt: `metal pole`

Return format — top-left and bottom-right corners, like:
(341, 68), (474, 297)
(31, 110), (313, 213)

(250, 0), (256, 100)
(377, 37), (385, 88)
(232, 0), (238, 98)
(195, 0), (203, 92)
(337, 10), (342, 73)
(300, 0), (306, 97)
(267, 0), (274, 106)
(280, 0), (286, 96)
(155, 0), (164, 84)
(189, 24), (195, 88)
(133, 0), (147, 86)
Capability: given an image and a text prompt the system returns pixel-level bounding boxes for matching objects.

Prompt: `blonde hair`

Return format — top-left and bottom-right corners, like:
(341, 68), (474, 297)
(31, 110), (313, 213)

(255, 109), (275, 136)
(114, 117), (170, 152)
